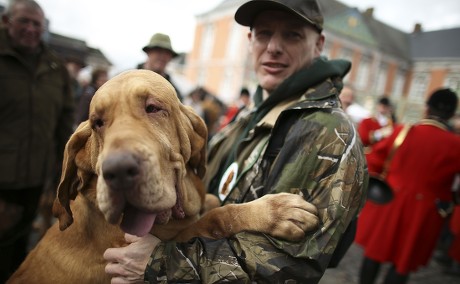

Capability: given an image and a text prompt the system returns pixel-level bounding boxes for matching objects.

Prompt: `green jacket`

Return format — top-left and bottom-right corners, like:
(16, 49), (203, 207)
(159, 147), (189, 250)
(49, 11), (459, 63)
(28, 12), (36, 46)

(0, 28), (74, 189)
(145, 58), (368, 283)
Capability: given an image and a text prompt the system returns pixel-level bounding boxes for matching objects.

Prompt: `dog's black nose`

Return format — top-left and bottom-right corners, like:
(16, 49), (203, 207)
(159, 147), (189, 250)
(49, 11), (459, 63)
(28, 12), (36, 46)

(102, 152), (141, 191)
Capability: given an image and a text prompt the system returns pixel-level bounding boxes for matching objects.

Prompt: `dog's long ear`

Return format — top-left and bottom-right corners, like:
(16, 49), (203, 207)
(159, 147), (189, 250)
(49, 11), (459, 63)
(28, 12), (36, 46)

(178, 104), (208, 178)
(52, 121), (93, 231)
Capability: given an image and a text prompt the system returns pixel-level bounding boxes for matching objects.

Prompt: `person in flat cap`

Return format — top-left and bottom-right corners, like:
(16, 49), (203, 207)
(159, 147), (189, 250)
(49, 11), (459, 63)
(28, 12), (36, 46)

(355, 87), (460, 284)
(104, 1), (367, 282)
(0, 0), (75, 281)
(137, 32), (183, 101)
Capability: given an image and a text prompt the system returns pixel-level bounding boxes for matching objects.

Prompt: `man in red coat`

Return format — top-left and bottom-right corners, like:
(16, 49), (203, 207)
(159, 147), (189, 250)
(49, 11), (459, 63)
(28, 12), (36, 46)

(356, 88), (460, 284)
(358, 96), (395, 148)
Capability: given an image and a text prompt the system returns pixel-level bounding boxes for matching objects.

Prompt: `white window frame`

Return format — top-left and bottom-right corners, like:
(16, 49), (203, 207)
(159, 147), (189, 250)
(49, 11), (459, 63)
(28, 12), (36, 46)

(409, 73), (429, 101)
(199, 24), (215, 61)
(444, 74), (460, 94)
(356, 56), (370, 89)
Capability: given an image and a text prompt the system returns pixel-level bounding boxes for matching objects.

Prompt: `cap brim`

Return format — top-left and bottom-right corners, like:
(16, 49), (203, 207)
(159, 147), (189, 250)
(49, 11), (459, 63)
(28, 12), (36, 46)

(234, 0), (321, 31)
(142, 46), (178, 58)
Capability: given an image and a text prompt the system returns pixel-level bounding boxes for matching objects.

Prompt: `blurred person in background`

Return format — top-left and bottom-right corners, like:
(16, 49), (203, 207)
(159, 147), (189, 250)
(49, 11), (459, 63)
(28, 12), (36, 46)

(356, 88), (460, 284)
(183, 86), (205, 119)
(65, 56), (86, 107)
(339, 84), (370, 125)
(200, 87), (226, 140)
(436, 113), (460, 277)
(358, 96), (396, 149)
(137, 32), (183, 102)
(219, 87), (253, 129)
(74, 67), (109, 126)
(0, 0), (74, 281)
(443, 204), (460, 277)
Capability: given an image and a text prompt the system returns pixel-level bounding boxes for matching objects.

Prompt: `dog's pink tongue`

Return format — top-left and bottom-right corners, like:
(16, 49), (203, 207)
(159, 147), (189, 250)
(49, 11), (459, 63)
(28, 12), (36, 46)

(120, 205), (156, 237)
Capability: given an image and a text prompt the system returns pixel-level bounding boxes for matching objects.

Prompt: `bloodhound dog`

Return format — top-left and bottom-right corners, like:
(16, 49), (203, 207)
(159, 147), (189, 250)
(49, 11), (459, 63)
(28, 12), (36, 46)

(8, 70), (318, 283)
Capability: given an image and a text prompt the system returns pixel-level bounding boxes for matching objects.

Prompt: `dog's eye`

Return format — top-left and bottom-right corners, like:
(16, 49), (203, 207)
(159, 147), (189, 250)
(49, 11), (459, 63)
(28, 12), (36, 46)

(92, 118), (104, 129)
(145, 104), (161, 114)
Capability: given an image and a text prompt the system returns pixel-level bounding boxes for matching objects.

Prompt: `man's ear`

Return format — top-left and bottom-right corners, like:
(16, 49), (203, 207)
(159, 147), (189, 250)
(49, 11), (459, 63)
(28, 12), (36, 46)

(247, 31), (254, 53)
(315, 34), (325, 57)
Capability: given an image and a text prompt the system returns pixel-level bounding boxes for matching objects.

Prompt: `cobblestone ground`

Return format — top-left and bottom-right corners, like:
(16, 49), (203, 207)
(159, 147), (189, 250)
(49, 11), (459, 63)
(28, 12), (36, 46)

(320, 243), (460, 284)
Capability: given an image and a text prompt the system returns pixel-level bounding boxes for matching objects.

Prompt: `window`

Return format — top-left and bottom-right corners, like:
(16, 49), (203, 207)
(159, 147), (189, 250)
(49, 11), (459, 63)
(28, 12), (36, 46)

(445, 75), (460, 94)
(356, 56), (370, 89)
(218, 68), (234, 103)
(375, 64), (388, 95)
(199, 24), (215, 60)
(392, 71), (405, 99)
(197, 68), (207, 86)
(409, 73), (429, 101)
(338, 47), (353, 62)
(226, 23), (243, 59)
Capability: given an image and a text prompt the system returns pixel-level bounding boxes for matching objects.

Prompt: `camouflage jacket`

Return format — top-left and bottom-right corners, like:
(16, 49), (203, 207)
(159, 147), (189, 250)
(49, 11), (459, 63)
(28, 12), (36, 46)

(145, 67), (368, 284)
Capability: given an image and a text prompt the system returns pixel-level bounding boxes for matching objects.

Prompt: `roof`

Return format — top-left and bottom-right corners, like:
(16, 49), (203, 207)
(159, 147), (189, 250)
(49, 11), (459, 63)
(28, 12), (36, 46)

(324, 7), (377, 47)
(87, 47), (113, 66)
(362, 14), (411, 60)
(47, 32), (88, 64)
(410, 27), (460, 59)
(319, 0), (410, 60)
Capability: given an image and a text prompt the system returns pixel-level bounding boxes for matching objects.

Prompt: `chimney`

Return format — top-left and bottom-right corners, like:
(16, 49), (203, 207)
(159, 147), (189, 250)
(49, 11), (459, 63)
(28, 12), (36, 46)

(364, 7), (374, 17)
(413, 23), (423, 33)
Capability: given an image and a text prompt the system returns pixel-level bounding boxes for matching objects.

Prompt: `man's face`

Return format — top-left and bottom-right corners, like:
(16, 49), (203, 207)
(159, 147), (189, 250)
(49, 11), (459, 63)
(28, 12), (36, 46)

(3, 4), (45, 53)
(339, 87), (354, 109)
(376, 104), (392, 117)
(248, 10), (324, 94)
(145, 48), (174, 75)
(95, 72), (109, 89)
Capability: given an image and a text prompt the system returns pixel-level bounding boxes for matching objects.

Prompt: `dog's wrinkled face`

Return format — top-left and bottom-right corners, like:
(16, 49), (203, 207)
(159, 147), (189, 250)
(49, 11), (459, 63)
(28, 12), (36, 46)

(86, 70), (206, 237)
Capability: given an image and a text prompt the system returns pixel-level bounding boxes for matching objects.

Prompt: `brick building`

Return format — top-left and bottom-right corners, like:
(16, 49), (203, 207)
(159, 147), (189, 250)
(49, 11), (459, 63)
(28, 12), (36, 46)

(184, 0), (460, 123)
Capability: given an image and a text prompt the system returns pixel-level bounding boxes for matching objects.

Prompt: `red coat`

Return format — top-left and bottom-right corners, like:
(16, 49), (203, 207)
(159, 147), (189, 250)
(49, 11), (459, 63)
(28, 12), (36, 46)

(356, 120), (460, 274)
(358, 117), (383, 146)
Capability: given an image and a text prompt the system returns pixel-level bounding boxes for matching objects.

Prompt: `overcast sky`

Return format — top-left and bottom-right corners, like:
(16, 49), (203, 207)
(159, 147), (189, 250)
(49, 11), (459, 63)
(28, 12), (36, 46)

(2, 0), (460, 73)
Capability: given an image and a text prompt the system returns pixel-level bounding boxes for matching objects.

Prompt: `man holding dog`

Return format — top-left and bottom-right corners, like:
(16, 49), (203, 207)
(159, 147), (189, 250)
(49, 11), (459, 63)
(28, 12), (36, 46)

(104, 0), (367, 283)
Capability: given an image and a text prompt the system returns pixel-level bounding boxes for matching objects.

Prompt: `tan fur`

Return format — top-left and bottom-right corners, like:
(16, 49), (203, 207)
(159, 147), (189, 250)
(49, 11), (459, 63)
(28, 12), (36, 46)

(8, 70), (318, 284)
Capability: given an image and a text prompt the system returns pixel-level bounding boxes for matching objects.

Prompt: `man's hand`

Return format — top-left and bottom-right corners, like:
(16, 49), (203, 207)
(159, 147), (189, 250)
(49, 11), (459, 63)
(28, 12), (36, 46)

(104, 233), (161, 283)
(373, 125), (393, 142)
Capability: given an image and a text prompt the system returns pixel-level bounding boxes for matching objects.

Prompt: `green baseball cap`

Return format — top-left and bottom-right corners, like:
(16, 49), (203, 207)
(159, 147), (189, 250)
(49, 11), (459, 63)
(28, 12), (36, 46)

(235, 0), (324, 32)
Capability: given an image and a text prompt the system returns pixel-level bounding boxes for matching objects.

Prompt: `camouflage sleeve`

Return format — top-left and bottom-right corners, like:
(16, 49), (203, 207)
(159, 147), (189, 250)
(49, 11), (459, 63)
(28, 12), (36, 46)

(145, 110), (368, 283)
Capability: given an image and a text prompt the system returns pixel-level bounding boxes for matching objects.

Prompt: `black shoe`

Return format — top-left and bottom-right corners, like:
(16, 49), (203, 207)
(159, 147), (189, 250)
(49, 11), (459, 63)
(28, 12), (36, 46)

(444, 261), (460, 277)
(433, 250), (453, 267)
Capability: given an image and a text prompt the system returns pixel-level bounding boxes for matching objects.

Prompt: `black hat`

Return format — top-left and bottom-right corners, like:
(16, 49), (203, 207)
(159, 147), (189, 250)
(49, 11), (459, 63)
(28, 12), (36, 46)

(234, 0), (323, 32)
(427, 88), (458, 119)
(378, 97), (391, 107)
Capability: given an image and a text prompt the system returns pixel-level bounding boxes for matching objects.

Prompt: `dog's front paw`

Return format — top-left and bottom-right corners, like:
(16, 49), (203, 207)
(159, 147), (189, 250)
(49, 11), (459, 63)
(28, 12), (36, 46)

(252, 193), (319, 241)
